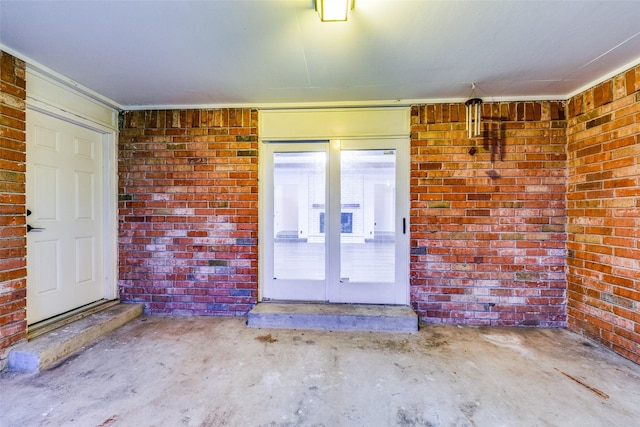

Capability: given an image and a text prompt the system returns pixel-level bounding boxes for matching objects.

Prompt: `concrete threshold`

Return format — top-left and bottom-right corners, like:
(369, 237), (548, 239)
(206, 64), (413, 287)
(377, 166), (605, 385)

(8, 303), (144, 373)
(247, 302), (418, 333)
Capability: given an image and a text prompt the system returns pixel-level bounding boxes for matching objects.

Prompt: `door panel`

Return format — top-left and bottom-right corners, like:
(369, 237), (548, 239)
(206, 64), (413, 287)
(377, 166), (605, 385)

(273, 151), (326, 281)
(34, 240), (58, 294)
(26, 110), (104, 324)
(264, 144), (328, 301)
(329, 139), (409, 304)
(339, 149), (396, 283)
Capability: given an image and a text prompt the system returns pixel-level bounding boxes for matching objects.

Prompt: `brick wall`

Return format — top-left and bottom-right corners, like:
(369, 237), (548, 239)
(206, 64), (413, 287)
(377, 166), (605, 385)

(0, 51), (27, 370)
(118, 109), (258, 315)
(410, 102), (567, 326)
(2, 45), (637, 366)
(566, 65), (640, 363)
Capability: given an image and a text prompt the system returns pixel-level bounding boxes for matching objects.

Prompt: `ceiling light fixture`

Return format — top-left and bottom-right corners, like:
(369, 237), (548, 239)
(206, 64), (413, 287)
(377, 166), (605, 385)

(316, 0), (353, 22)
(465, 83), (483, 138)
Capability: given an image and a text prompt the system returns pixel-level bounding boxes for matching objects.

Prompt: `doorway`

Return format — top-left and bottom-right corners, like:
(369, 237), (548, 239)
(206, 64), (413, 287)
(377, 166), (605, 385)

(261, 138), (409, 305)
(26, 109), (109, 324)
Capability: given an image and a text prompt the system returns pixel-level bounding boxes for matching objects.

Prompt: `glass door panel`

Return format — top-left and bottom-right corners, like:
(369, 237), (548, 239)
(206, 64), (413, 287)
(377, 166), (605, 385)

(339, 150), (396, 283)
(273, 151), (326, 281)
(261, 143), (329, 302)
(328, 138), (409, 305)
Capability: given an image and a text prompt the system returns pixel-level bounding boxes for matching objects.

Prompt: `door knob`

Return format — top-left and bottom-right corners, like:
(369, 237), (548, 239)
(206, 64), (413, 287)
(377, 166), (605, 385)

(27, 225), (45, 232)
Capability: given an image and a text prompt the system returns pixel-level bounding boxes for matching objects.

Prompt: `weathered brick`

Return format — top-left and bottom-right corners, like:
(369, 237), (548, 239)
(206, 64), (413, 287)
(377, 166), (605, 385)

(586, 114), (612, 129)
(411, 101), (567, 328)
(625, 69), (636, 96)
(593, 81), (613, 107)
(567, 63), (640, 365)
(0, 51), (27, 369)
(119, 109), (258, 317)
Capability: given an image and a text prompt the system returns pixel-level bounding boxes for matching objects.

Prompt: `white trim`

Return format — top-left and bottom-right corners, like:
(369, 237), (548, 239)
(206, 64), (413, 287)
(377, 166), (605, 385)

(1, 44), (122, 112)
(121, 96), (567, 111)
(258, 139), (267, 302)
(260, 107), (410, 140)
(27, 99), (116, 134)
(127, 100), (415, 110)
(566, 55), (640, 100)
(27, 68), (119, 130)
(102, 128), (119, 300)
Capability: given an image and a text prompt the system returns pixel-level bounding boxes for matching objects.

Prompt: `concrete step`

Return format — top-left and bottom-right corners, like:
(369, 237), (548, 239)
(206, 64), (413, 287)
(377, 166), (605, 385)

(247, 302), (418, 333)
(8, 303), (144, 373)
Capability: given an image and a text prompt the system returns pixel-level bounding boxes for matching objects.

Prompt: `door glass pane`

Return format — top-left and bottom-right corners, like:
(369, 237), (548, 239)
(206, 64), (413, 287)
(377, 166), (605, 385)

(273, 152), (326, 280)
(340, 150), (395, 283)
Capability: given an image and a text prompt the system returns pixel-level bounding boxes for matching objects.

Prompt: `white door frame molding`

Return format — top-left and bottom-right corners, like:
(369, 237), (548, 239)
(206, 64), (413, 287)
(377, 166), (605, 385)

(26, 67), (119, 303)
(260, 107), (410, 140)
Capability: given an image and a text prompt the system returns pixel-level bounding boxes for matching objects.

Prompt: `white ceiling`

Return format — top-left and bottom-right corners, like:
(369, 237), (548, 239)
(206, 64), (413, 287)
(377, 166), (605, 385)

(2, 0), (640, 109)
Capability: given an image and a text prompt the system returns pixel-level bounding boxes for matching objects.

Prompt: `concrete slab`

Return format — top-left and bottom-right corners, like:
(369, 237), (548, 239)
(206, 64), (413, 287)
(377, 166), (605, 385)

(7, 303), (143, 373)
(248, 302), (418, 333)
(1, 317), (639, 427)
(27, 299), (121, 340)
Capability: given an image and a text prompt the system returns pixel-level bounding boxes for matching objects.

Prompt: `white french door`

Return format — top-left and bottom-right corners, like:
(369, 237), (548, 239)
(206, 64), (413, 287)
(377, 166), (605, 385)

(261, 138), (409, 305)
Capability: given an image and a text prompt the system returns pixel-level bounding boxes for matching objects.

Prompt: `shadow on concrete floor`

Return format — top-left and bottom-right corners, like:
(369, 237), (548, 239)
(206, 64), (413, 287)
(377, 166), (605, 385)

(1, 317), (639, 427)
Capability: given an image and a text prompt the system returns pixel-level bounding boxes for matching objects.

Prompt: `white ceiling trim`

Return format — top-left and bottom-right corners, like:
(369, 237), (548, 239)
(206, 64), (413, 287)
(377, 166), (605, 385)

(0, 44), (122, 111)
(565, 55), (640, 100)
(3, 45), (639, 113)
(123, 94), (569, 112)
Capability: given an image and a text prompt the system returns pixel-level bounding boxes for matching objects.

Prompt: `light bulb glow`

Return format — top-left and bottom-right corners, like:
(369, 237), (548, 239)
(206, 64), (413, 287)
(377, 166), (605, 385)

(317, 0), (351, 22)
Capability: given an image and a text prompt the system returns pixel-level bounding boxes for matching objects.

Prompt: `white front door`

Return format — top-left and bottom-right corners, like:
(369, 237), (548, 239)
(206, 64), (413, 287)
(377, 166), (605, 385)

(261, 138), (409, 305)
(26, 110), (105, 324)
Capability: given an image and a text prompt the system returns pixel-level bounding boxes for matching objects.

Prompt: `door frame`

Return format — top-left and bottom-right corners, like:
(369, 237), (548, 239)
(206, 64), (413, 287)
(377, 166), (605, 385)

(258, 107), (411, 305)
(26, 68), (119, 317)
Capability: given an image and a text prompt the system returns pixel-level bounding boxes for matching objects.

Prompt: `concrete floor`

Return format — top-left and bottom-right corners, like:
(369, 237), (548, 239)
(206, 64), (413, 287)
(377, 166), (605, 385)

(1, 317), (639, 427)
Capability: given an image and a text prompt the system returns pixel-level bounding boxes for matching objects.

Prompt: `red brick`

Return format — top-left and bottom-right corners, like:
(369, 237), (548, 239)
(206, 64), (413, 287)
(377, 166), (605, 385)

(119, 109), (258, 316)
(594, 81), (613, 107)
(0, 51), (27, 364)
(411, 101), (567, 328)
(625, 69), (636, 96)
(567, 64), (640, 365)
